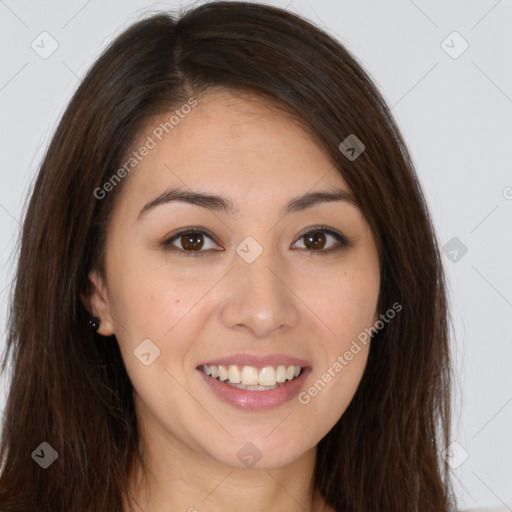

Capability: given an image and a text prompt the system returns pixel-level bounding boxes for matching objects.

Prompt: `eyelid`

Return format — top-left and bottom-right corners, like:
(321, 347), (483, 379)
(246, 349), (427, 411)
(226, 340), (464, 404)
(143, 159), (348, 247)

(161, 225), (352, 255)
(294, 225), (352, 249)
(162, 226), (223, 253)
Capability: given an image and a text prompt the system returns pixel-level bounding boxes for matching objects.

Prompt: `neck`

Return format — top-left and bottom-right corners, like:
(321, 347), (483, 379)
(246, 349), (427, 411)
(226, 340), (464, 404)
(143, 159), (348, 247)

(123, 424), (332, 512)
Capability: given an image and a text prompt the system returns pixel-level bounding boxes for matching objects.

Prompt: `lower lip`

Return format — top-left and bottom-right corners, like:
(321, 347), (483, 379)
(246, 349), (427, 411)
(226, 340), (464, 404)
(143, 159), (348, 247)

(197, 368), (311, 411)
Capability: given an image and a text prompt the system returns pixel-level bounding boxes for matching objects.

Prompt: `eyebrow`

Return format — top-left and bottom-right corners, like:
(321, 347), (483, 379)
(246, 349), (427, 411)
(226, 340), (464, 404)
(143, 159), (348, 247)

(136, 186), (358, 221)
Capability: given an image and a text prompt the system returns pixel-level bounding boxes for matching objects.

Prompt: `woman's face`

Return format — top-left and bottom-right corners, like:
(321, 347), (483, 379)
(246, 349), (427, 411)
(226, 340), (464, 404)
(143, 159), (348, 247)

(88, 90), (380, 470)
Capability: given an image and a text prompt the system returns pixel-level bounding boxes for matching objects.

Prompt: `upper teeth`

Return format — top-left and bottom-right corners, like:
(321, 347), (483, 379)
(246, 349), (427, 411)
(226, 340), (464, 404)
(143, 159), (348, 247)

(202, 364), (301, 387)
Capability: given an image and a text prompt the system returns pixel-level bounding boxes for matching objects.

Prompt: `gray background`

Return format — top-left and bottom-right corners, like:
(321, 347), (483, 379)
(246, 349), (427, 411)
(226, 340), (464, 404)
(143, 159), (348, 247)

(0, 0), (511, 509)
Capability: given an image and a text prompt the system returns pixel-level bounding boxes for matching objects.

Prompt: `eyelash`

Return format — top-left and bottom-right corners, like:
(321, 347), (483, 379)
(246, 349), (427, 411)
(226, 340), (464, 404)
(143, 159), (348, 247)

(160, 225), (352, 257)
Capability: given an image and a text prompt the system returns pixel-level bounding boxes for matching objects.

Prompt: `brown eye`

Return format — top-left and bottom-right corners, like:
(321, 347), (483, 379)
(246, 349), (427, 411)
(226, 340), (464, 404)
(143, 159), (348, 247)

(303, 231), (327, 250)
(180, 233), (205, 251)
(162, 228), (221, 256)
(162, 226), (350, 257)
(292, 227), (351, 255)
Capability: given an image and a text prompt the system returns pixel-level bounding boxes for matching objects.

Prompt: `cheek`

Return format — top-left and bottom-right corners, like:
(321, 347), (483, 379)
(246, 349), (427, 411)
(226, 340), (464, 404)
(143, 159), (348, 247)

(107, 244), (198, 337)
(298, 327), (371, 436)
(104, 252), (196, 378)
(109, 264), (202, 430)
(307, 266), (380, 345)
(295, 330), (370, 443)
(296, 270), (378, 424)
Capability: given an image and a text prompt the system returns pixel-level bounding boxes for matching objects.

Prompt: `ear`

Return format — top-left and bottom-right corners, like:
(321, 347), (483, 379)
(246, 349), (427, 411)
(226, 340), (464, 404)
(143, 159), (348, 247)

(81, 269), (116, 336)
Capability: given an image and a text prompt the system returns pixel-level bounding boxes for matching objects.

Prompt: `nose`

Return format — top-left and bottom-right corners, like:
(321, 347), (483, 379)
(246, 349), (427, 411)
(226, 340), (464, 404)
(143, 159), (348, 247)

(219, 240), (300, 338)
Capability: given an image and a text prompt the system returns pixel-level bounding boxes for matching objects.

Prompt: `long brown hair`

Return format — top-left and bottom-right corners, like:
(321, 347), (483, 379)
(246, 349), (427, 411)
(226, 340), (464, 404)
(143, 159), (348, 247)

(0, 2), (457, 511)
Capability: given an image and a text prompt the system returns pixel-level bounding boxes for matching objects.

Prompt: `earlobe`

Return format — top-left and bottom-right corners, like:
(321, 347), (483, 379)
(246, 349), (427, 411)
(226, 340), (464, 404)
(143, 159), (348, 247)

(83, 269), (116, 336)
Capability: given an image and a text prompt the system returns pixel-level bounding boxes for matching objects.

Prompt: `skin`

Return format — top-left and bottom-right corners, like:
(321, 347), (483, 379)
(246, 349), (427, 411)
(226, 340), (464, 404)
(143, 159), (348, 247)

(86, 89), (381, 512)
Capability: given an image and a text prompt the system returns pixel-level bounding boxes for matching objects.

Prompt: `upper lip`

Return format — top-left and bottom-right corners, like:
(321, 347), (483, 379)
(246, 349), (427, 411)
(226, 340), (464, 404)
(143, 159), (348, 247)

(197, 353), (311, 369)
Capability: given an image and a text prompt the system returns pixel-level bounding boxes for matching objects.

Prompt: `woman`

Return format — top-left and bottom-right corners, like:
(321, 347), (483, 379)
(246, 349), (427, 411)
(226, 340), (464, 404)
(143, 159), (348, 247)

(0, 2), (457, 511)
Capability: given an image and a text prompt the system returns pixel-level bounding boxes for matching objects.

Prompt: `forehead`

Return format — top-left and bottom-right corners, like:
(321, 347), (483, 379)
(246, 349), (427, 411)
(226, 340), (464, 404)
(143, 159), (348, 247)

(117, 89), (352, 211)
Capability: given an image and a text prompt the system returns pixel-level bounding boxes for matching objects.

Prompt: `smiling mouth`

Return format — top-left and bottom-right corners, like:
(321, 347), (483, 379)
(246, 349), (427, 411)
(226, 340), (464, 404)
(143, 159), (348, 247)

(199, 364), (304, 391)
